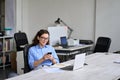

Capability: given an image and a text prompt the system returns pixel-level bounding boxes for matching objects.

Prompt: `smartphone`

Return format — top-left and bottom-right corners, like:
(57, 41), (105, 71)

(47, 52), (52, 55)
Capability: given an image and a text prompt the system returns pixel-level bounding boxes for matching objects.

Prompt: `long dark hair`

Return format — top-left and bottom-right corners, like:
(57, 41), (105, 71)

(32, 29), (49, 46)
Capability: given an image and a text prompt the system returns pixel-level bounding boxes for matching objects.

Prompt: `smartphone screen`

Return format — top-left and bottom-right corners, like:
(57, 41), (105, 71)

(47, 52), (52, 55)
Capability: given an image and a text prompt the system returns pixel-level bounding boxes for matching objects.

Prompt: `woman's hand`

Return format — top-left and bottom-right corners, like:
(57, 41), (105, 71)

(43, 53), (56, 64)
(34, 53), (53, 67)
(43, 53), (52, 60)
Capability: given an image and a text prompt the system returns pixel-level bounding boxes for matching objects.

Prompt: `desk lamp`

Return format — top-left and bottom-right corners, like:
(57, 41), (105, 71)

(55, 18), (73, 39)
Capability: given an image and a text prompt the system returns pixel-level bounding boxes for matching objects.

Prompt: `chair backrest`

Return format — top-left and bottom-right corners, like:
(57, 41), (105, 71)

(93, 37), (111, 53)
(23, 44), (32, 73)
(14, 31), (29, 51)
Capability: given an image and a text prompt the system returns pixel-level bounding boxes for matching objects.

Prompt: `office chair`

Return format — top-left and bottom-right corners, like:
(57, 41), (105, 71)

(22, 44), (32, 73)
(93, 37), (111, 53)
(14, 31), (29, 51)
(7, 32), (29, 78)
(7, 44), (32, 78)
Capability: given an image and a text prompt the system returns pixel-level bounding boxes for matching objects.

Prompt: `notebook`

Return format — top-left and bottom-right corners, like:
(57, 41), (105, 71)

(60, 36), (74, 48)
(60, 53), (86, 71)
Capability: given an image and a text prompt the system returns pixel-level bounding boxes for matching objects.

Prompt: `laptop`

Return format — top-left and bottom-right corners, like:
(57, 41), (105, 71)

(60, 36), (74, 48)
(60, 53), (86, 71)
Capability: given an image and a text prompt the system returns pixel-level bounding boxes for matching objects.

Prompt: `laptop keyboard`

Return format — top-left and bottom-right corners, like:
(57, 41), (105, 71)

(60, 63), (88, 71)
(60, 65), (73, 70)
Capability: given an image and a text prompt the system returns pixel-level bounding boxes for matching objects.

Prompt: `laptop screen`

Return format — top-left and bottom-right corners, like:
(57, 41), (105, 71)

(60, 53), (86, 71)
(60, 36), (68, 48)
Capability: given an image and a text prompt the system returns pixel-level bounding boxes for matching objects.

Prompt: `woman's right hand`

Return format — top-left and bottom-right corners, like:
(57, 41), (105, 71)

(42, 53), (52, 60)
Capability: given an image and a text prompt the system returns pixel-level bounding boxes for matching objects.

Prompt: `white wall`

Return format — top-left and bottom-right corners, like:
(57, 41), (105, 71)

(96, 0), (120, 52)
(16, 0), (23, 32)
(16, 0), (29, 40)
(18, 0), (95, 43)
(16, 0), (120, 52)
(5, 0), (16, 35)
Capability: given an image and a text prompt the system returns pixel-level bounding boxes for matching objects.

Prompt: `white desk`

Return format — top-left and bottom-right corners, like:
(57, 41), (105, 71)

(6, 53), (120, 80)
(54, 44), (93, 55)
(54, 44), (93, 61)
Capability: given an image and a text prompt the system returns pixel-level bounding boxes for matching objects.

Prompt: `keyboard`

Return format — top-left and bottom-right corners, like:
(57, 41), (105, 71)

(60, 65), (73, 70)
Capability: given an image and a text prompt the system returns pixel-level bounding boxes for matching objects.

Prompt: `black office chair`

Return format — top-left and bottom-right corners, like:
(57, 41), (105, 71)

(118, 78), (120, 80)
(7, 44), (32, 78)
(93, 37), (111, 53)
(22, 44), (32, 73)
(14, 31), (29, 51)
(7, 32), (29, 78)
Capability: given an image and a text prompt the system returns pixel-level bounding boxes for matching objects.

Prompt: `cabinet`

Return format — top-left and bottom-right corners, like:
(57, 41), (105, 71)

(0, 0), (5, 31)
(0, 36), (14, 70)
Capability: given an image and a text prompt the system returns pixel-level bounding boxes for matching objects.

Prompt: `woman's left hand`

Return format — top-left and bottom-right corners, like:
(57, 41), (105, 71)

(47, 54), (56, 64)
(47, 54), (54, 61)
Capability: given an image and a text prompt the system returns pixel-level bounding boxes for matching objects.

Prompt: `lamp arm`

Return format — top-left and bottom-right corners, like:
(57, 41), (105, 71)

(60, 20), (73, 39)
(60, 20), (73, 31)
(68, 30), (73, 39)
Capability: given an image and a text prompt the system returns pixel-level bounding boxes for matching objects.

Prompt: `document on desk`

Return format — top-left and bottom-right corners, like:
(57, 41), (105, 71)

(43, 67), (64, 73)
(113, 59), (120, 64)
(51, 63), (71, 68)
(43, 63), (72, 73)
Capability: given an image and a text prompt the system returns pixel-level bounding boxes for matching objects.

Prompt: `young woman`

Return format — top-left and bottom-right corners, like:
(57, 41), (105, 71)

(28, 29), (59, 69)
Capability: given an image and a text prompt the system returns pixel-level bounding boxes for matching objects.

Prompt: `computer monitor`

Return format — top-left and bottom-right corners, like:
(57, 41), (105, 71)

(60, 36), (68, 48)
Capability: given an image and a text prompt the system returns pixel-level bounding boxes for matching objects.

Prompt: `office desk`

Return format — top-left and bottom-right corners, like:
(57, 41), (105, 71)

(6, 53), (120, 80)
(54, 44), (93, 61)
(54, 44), (93, 55)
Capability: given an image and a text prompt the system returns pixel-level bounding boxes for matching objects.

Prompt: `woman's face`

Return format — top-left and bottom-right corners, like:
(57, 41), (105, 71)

(37, 33), (49, 47)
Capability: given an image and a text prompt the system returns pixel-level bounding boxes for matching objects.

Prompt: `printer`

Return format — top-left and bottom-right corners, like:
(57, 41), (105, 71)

(67, 38), (79, 46)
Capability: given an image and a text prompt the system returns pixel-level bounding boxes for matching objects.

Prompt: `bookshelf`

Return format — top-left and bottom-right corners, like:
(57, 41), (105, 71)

(0, 36), (14, 70)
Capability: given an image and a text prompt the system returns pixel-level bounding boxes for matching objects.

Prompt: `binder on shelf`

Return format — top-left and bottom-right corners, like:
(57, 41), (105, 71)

(0, 36), (14, 69)
(0, 41), (2, 51)
(5, 39), (10, 51)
